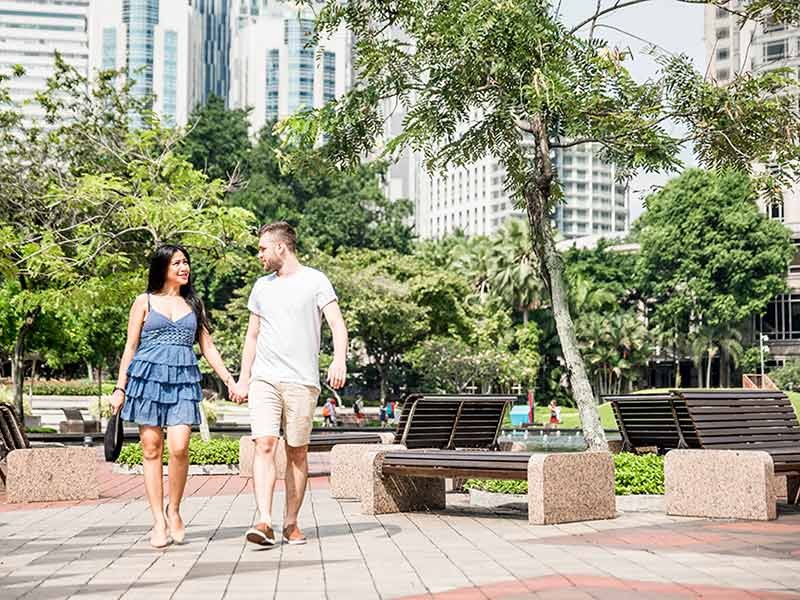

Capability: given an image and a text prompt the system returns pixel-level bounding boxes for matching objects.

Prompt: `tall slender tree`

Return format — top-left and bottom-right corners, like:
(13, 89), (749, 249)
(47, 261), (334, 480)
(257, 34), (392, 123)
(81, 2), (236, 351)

(283, 0), (800, 449)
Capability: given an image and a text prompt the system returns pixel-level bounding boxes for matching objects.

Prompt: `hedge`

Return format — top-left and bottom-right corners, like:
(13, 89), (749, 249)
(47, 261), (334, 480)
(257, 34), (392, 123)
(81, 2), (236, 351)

(2, 381), (116, 396)
(117, 436), (239, 466)
(464, 452), (665, 496)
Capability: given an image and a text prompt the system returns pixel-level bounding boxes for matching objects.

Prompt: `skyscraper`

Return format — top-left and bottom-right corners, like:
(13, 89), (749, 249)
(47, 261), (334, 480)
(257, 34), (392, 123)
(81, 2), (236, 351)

(88, 0), (193, 125)
(228, 0), (352, 133)
(190, 0), (229, 106)
(0, 0), (90, 125)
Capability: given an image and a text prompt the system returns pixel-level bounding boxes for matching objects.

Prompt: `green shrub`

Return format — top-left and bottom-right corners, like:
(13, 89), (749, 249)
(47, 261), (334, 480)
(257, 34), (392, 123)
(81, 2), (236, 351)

(770, 361), (800, 392)
(16, 380), (116, 396)
(0, 389), (32, 416)
(117, 435), (240, 466)
(201, 398), (218, 425)
(463, 452), (665, 496)
(25, 426), (57, 433)
(88, 398), (114, 419)
(613, 452), (664, 495)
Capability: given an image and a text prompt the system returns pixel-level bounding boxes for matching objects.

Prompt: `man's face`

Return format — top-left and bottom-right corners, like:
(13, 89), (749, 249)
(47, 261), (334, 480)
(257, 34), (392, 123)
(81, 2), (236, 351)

(257, 233), (283, 272)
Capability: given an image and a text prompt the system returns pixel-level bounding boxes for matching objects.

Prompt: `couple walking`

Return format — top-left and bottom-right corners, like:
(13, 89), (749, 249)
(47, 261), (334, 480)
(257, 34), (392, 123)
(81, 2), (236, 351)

(109, 222), (347, 549)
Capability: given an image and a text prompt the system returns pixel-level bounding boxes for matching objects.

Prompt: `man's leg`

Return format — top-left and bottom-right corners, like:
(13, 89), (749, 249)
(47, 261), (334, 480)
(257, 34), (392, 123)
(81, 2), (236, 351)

(280, 383), (319, 544)
(246, 380), (282, 546)
(284, 443), (309, 527)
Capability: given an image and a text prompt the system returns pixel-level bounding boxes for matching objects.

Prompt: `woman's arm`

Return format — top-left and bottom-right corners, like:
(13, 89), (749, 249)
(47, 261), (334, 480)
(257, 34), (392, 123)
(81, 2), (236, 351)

(110, 294), (147, 414)
(198, 328), (236, 395)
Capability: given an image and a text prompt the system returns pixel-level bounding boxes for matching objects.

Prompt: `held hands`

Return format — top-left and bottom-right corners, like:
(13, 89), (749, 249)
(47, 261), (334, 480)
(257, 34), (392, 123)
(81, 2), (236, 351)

(227, 377), (249, 404)
(327, 358), (347, 390)
(110, 389), (125, 415)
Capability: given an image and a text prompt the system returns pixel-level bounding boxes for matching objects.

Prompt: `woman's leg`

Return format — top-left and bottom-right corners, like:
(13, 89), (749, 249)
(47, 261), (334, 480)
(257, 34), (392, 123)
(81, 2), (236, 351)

(166, 424), (191, 541)
(140, 425), (169, 547)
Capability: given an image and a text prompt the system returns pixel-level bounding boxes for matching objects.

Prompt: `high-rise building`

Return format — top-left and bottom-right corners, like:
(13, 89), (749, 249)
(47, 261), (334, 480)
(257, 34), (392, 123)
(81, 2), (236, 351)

(705, 2), (800, 365)
(228, 0), (352, 133)
(189, 0), (229, 106)
(412, 143), (630, 240)
(0, 0), (90, 125)
(88, 0), (193, 126)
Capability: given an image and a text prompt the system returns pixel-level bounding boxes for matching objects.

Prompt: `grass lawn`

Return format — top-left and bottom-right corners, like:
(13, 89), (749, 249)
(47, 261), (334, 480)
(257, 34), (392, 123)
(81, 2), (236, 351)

(509, 402), (617, 430)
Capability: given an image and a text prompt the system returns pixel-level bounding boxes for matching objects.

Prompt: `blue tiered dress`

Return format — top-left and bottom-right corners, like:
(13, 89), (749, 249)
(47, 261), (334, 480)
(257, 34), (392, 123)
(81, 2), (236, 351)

(121, 296), (202, 427)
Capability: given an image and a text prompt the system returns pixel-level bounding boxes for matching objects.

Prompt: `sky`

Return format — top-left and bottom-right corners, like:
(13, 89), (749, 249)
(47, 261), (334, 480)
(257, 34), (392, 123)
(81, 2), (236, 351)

(558, 0), (707, 220)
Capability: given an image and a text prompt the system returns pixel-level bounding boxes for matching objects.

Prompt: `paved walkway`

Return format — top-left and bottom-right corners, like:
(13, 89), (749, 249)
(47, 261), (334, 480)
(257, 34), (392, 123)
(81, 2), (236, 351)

(3, 473), (800, 600)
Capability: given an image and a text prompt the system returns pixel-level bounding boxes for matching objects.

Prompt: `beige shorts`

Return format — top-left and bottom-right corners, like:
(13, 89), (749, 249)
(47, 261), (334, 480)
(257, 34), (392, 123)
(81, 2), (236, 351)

(249, 379), (319, 447)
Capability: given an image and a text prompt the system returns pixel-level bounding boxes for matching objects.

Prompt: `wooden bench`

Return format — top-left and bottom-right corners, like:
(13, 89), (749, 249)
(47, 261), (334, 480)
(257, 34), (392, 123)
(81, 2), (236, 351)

(59, 407), (100, 434)
(335, 394), (616, 524)
(607, 393), (699, 453)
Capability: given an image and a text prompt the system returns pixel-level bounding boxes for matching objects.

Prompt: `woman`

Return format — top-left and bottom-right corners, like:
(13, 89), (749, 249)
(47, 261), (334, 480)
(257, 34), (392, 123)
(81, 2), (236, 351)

(547, 399), (561, 430)
(110, 244), (238, 549)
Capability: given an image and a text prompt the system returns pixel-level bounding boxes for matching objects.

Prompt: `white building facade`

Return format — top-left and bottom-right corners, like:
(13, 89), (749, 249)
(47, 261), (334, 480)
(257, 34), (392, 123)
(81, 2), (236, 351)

(228, 0), (352, 133)
(413, 144), (630, 241)
(0, 0), (90, 125)
(705, 2), (800, 364)
(88, 0), (193, 126)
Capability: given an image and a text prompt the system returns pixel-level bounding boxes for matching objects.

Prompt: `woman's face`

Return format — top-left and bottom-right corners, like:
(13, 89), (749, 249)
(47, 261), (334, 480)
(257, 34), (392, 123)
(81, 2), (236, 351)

(165, 250), (190, 287)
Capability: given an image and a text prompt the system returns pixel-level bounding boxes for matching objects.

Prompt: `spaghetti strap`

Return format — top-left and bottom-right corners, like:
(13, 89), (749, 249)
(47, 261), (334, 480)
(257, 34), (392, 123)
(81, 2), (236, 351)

(146, 293), (151, 310)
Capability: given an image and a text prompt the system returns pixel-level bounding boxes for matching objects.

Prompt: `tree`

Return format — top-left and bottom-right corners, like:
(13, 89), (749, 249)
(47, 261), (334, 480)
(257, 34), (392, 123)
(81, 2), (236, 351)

(284, 0), (800, 450)
(689, 323), (743, 388)
(0, 59), (254, 419)
(488, 219), (541, 323)
(638, 169), (793, 333)
(181, 95), (252, 183)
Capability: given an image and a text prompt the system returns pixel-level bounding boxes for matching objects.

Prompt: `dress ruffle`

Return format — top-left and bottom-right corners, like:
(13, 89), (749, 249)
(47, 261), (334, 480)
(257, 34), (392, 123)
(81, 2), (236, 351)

(120, 394), (201, 428)
(127, 359), (202, 384)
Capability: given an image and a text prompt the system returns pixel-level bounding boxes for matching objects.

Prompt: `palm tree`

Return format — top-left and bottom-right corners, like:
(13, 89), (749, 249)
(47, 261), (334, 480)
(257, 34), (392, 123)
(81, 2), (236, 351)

(487, 219), (542, 323)
(690, 324), (743, 388)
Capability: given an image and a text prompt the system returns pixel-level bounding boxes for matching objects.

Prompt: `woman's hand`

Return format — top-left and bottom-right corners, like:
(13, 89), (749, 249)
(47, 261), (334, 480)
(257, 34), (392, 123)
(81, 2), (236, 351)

(110, 388), (125, 414)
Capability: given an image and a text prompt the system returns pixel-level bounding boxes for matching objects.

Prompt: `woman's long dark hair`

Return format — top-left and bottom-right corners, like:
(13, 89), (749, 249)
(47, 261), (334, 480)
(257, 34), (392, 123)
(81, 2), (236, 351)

(147, 244), (210, 341)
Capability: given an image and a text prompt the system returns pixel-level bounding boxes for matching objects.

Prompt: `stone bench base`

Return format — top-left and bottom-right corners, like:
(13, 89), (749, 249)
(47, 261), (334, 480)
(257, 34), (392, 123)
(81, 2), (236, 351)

(239, 437), (287, 479)
(665, 449), (776, 521)
(360, 449), (616, 525)
(7, 447), (98, 503)
(331, 440), (403, 499)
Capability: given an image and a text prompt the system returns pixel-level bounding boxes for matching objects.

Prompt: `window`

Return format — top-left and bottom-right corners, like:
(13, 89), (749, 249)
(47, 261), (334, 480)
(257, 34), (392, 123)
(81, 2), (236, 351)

(716, 27), (730, 40)
(761, 294), (800, 341)
(716, 7), (727, 18)
(162, 30), (178, 123)
(764, 40), (788, 62)
(716, 47), (730, 61)
(265, 49), (279, 121)
(102, 27), (116, 70)
(716, 69), (730, 80)
(770, 201), (784, 222)
(763, 13), (786, 34)
(322, 51), (336, 103)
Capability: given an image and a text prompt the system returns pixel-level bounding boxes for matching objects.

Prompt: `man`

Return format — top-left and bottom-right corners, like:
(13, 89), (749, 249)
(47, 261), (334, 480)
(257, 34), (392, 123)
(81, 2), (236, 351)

(234, 221), (348, 546)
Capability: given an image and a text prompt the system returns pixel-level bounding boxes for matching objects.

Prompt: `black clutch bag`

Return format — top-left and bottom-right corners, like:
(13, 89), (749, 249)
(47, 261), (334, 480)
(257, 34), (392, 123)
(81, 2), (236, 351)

(104, 412), (124, 462)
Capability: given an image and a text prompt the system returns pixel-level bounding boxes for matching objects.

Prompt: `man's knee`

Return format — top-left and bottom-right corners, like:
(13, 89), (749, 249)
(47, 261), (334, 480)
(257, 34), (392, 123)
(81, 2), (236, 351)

(285, 444), (308, 464)
(254, 436), (279, 455)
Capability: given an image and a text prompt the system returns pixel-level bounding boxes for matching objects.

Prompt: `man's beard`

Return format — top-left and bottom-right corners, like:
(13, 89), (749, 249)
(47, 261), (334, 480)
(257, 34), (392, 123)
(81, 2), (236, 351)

(264, 257), (282, 272)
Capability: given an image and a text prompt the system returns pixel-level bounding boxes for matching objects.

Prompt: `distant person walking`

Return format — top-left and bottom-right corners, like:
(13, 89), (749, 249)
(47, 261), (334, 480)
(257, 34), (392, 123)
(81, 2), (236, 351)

(379, 403), (388, 428)
(110, 245), (240, 549)
(547, 399), (561, 430)
(322, 397), (337, 427)
(232, 222), (348, 547)
(353, 396), (365, 427)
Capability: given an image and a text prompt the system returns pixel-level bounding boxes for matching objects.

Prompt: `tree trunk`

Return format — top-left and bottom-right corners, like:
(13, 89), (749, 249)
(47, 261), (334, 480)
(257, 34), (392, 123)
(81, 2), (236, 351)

(522, 309), (529, 325)
(697, 357), (704, 388)
(377, 363), (388, 404)
(542, 240), (607, 450)
(522, 114), (606, 451)
(706, 350), (713, 388)
(87, 360), (94, 382)
(13, 312), (37, 422)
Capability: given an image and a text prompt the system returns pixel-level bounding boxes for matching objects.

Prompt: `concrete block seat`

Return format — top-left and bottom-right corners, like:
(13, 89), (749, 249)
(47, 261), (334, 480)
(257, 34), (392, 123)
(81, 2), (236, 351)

(239, 430), (395, 479)
(0, 404), (97, 502)
(361, 448), (616, 525)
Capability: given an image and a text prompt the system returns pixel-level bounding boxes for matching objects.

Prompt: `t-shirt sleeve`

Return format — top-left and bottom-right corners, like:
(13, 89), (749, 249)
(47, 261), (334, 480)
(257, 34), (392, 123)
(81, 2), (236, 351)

(316, 273), (338, 310)
(247, 280), (261, 316)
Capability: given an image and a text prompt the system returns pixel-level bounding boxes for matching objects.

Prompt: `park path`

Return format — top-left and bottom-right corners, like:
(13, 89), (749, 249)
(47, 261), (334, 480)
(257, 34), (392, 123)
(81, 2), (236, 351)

(2, 477), (800, 598)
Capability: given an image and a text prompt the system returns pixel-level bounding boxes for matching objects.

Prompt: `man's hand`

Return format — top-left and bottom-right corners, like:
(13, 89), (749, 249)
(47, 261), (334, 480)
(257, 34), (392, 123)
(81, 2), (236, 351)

(326, 358), (347, 390)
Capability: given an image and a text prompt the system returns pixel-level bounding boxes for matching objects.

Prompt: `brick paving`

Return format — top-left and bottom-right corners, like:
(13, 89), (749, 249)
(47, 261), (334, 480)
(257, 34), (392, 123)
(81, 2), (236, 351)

(2, 456), (800, 599)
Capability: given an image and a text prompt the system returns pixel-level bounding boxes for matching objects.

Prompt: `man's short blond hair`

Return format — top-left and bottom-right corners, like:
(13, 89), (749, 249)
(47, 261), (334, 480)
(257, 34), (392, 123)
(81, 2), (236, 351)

(259, 221), (297, 253)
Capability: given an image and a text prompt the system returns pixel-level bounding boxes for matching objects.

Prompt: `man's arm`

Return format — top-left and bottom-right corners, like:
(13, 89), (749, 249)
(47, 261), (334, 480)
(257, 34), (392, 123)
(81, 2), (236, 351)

(234, 312), (260, 402)
(322, 301), (348, 389)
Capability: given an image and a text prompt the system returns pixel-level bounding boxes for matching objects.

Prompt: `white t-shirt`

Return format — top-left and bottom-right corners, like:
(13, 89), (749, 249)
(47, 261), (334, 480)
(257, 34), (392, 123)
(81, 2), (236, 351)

(247, 266), (337, 389)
